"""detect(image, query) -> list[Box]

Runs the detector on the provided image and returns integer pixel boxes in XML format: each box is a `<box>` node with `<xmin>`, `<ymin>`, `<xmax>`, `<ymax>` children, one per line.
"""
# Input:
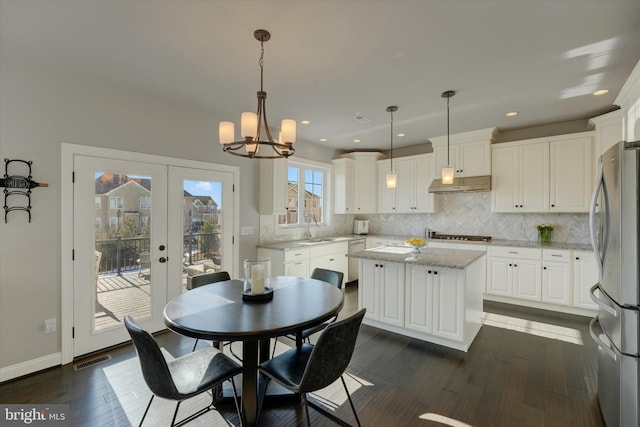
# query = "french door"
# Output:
<box><xmin>71</xmin><ymin>154</ymin><xmax>235</xmax><ymax>357</ymax></box>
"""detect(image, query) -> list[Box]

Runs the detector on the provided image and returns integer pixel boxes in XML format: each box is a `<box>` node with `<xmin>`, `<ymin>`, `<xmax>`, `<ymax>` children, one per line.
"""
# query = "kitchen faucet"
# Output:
<box><xmin>305</xmin><ymin>214</ymin><xmax>319</xmax><ymax>239</ymax></box>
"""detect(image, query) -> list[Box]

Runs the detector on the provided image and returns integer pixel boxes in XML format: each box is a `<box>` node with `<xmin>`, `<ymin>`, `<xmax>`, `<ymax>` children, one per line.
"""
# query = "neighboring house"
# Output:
<box><xmin>183</xmin><ymin>191</ymin><xmax>219</xmax><ymax>232</ymax></box>
<box><xmin>95</xmin><ymin>176</ymin><xmax>151</xmax><ymax>234</ymax></box>
<box><xmin>286</xmin><ymin>183</ymin><xmax>322</xmax><ymax>224</ymax></box>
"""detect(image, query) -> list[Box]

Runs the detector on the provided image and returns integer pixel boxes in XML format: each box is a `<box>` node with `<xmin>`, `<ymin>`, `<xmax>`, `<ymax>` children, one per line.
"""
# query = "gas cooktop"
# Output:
<box><xmin>430</xmin><ymin>234</ymin><xmax>492</xmax><ymax>242</ymax></box>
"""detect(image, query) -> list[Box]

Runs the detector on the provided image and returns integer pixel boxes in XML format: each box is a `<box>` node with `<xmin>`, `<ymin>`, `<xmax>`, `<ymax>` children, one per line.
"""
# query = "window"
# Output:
<box><xmin>95</xmin><ymin>196</ymin><xmax>101</xmax><ymax>209</ymax></box>
<box><xmin>95</xmin><ymin>217</ymin><xmax>101</xmax><ymax>229</ymax></box>
<box><xmin>281</xmin><ymin>160</ymin><xmax>329</xmax><ymax>227</ymax></box>
<box><xmin>140</xmin><ymin>196</ymin><xmax>151</xmax><ymax>209</ymax></box>
<box><xmin>110</xmin><ymin>196</ymin><xmax>123</xmax><ymax>209</ymax></box>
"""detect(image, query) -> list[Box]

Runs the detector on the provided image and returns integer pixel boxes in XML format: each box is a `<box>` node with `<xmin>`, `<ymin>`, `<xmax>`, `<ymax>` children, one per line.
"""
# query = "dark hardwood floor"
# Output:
<box><xmin>0</xmin><ymin>284</ymin><xmax>605</xmax><ymax>426</ymax></box>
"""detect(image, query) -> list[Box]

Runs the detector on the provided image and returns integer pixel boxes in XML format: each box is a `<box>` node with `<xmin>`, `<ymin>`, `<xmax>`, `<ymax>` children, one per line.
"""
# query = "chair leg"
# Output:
<box><xmin>229</xmin><ymin>377</ymin><xmax>242</xmax><ymax>425</ymax></box>
<box><xmin>341</xmin><ymin>375</ymin><xmax>361</xmax><ymax>427</ymax></box>
<box><xmin>191</xmin><ymin>338</ymin><xmax>199</xmax><ymax>352</ymax></box>
<box><xmin>301</xmin><ymin>393</ymin><xmax>311</xmax><ymax>426</ymax></box>
<box><xmin>138</xmin><ymin>395</ymin><xmax>154</xmax><ymax>427</ymax></box>
<box><xmin>170</xmin><ymin>401</ymin><xmax>182</xmax><ymax>427</ymax></box>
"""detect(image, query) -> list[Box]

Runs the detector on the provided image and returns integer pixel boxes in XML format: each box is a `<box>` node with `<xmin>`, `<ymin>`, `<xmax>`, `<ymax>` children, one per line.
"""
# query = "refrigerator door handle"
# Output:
<box><xmin>590</xmin><ymin>283</ymin><xmax>618</xmax><ymax>317</ymax></box>
<box><xmin>589</xmin><ymin>161</ymin><xmax>605</xmax><ymax>281</ymax></box>
<box><xmin>589</xmin><ymin>316</ymin><xmax>618</xmax><ymax>362</ymax></box>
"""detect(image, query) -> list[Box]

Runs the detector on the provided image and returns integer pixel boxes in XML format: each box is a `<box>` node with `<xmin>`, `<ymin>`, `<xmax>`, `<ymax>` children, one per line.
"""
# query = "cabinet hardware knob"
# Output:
<box><xmin>514</xmin><ymin>264</ymin><xmax>518</xmax><ymax>267</ymax></box>
<box><xmin>159</xmin><ymin>245</ymin><xmax>166</xmax><ymax>251</ymax></box>
<box><xmin>551</xmin><ymin>204</ymin><xmax>555</xmax><ymax>207</ymax></box>
<box><xmin>509</xmin><ymin>263</ymin><xmax>512</xmax><ymax>267</ymax></box>
<box><xmin>428</xmin><ymin>270</ymin><xmax>432</xmax><ymax>274</ymax></box>
<box><xmin>520</xmin><ymin>205</ymin><xmax>523</xmax><ymax>208</ymax></box>
<box><xmin>434</xmin><ymin>271</ymin><xmax>438</xmax><ymax>275</ymax></box>
<box><xmin>329</xmin><ymin>258</ymin><xmax>335</xmax><ymax>261</ymax></box>
<box><xmin>576</xmin><ymin>257</ymin><xmax>580</xmax><ymax>260</ymax></box>
<box><xmin>543</xmin><ymin>266</ymin><xmax>547</xmax><ymax>270</ymax></box>
<box><xmin>159</xmin><ymin>257</ymin><xmax>167</xmax><ymax>263</ymax></box>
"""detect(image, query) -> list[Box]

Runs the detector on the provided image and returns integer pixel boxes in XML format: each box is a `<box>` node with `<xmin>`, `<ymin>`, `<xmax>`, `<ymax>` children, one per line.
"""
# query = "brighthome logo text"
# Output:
<box><xmin>1</xmin><ymin>405</ymin><xmax>69</xmax><ymax>426</ymax></box>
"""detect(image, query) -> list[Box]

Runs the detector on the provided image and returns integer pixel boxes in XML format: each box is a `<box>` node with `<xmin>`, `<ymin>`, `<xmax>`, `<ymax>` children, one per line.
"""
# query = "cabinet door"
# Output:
<box><xmin>519</xmin><ymin>142</ymin><xmax>549</xmax><ymax>212</ymax></box>
<box><xmin>573</xmin><ymin>251</ymin><xmax>598</xmax><ymax>310</ymax></box>
<box><xmin>358</xmin><ymin>259</ymin><xmax>379</xmax><ymax>320</ymax></box>
<box><xmin>433</xmin><ymin>269</ymin><xmax>464</xmax><ymax>341</ymax></box>
<box><xmin>486</xmin><ymin>257</ymin><xmax>512</xmax><ymax>296</ymax></box>
<box><xmin>513</xmin><ymin>260</ymin><xmax>542</xmax><ymax>301</ymax></box>
<box><xmin>542</xmin><ymin>261</ymin><xmax>571</xmax><ymax>305</ymax></box>
<box><xmin>379</xmin><ymin>262</ymin><xmax>405</xmax><ymax>327</ymax></box>
<box><xmin>459</xmin><ymin>139</ymin><xmax>491</xmax><ymax>177</ymax></box>
<box><xmin>413</xmin><ymin>155</ymin><xmax>435</xmax><ymax>212</ymax></box>
<box><xmin>405</xmin><ymin>266</ymin><xmax>434</xmax><ymax>334</ymax></box>
<box><xmin>550</xmin><ymin>136</ymin><xmax>593</xmax><ymax>212</ymax></box>
<box><xmin>377</xmin><ymin>159</ymin><xmax>396</xmax><ymax>213</ymax></box>
<box><xmin>332</xmin><ymin>158</ymin><xmax>354</xmax><ymax>214</ymax></box>
<box><xmin>353</xmin><ymin>157</ymin><xmax>376</xmax><ymax>213</ymax></box>
<box><xmin>395</xmin><ymin>157</ymin><xmax>415</xmax><ymax>212</ymax></box>
<box><xmin>284</xmin><ymin>260</ymin><xmax>309</xmax><ymax>278</ymax></box>
<box><xmin>434</xmin><ymin>145</ymin><xmax>460</xmax><ymax>177</ymax></box>
<box><xmin>491</xmin><ymin>146</ymin><xmax>519</xmax><ymax>212</ymax></box>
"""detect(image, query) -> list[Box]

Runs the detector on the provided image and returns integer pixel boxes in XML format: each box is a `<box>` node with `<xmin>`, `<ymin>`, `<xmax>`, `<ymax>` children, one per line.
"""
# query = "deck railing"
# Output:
<box><xmin>96</xmin><ymin>231</ymin><xmax>221</xmax><ymax>275</ymax></box>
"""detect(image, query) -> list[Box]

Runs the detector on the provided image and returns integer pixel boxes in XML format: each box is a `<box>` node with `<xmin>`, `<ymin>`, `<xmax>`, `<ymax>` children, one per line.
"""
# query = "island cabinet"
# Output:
<box><xmin>354</xmin><ymin>248</ymin><xmax>486</xmax><ymax>352</ymax></box>
<box><xmin>358</xmin><ymin>259</ymin><xmax>405</xmax><ymax>327</ymax></box>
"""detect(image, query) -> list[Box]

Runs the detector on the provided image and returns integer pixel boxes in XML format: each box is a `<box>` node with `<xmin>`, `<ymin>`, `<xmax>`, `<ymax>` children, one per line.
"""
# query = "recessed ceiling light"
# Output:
<box><xmin>353</xmin><ymin>139</ymin><xmax>361</xmax><ymax>143</ymax></box>
<box><xmin>300</xmin><ymin>120</ymin><xmax>311</xmax><ymax>125</ymax></box>
<box><xmin>593</xmin><ymin>89</ymin><xmax>609</xmax><ymax>96</ymax></box>
<box><xmin>506</xmin><ymin>111</ymin><xmax>519</xmax><ymax>117</ymax></box>
<box><xmin>397</xmin><ymin>133</ymin><xmax>406</xmax><ymax>137</ymax></box>
<box><xmin>319</xmin><ymin>138</ymin><xmax>327</xmax><ymax>142</ymax></box>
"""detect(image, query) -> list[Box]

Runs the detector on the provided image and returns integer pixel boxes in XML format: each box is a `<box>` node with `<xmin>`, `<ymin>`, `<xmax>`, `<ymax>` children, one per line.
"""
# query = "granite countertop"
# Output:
<box><xmin>257</xmin><ymin>234</ymin><xmax>592</xmax><ymax>252</ymax></box>
<box><xmin>347</xmin><ymin>247</ymin><xmax>486</xmax><ymax>270</ymax></box>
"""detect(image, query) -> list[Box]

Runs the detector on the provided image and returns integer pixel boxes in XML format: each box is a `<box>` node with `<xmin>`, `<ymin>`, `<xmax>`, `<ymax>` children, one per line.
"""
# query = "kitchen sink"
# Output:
<box><xmin>298</xmin><ymin>237</ymin><xmax>349</xmax><ymax>245</ymax></box>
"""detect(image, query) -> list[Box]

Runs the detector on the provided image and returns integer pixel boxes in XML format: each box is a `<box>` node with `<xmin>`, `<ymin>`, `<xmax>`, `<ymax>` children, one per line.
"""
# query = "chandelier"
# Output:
<box><xmin>219</xmin><ymin>29</ymin><xmax>296</xmax><ymax>159</ymax></box>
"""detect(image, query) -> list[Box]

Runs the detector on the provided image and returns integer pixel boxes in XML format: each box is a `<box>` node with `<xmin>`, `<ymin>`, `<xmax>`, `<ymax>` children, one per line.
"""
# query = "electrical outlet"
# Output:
<box><xmin>44</xmin><ymin>318</ymin><xmax>56</xmax><ymax>334</ymax></box>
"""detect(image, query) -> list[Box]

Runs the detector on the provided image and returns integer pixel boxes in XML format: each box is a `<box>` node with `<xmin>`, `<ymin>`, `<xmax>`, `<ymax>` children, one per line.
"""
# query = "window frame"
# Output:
<box><xmin>279</xmin><ymin>158</ymin><xmax>331</xmax><ymax>229</ymax></box>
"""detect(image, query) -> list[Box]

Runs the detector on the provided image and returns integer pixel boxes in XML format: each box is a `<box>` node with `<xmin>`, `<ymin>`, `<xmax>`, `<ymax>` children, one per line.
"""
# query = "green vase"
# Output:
<box><xmin>538</xmin><ymin>228</ymin><xmax>552</xmax><ymax>244</ymax></box>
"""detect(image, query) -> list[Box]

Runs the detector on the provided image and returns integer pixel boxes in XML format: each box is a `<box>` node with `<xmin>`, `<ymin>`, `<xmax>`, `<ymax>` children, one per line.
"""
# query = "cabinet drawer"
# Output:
<box><xmin>487</xmin><ymin>246</ymin><xmax>541</xmax><ymax>260</ymax></box>
<box><xmin>543</xmin><ymin>249</ymin><xmax>570</xmax><ymax>262</ymax></box>
<box><xmin>309</xmin><ymin>242</ymin><xmax>348</xmax><ymax>258</ymax></box>
<box><xmin>284</xmin><ymin>247</ymin><xmax>310</xmax><ymax>262</ymax></box>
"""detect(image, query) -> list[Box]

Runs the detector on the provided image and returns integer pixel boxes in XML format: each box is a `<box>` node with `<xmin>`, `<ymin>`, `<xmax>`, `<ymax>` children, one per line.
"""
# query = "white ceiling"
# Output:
<box><xmin>2</xmin><ymin>0</ymin><xmax>639</xmax><ymax>151</ymax></box>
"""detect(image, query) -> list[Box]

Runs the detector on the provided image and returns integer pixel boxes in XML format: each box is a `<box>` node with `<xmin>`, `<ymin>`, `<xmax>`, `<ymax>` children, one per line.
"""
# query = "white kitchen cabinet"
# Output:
<box><xmin>589</xmin><ymin>110</ymin><xmax>622</xmax><ymax>165</ymax></box>
<box><xmin>396</xmin><ymin>154</ymin><xmax>435</xmax><ymax>213</ymax></box>
<box><xmin>431</xmin><ymin>128</ymin><xmax>495</xmax><ymax>178</ymax></box>
<box><xmin>541</xmin><ymin>249</ymin><xmax>572</xmax><ymax>306</ymax></box>
<box><xmin>486</xmin><ymin>246</ymin><xmax>542</xmax><ymax>301</ymax></box>
<box><xmin>284</xmin><ymin>259</ymin><xmax>309</xmax><ymax>277</ymax></box>
<box><xmin>550</xmin><ymin>136</ymin><xmax>593</xmax><ymax>213</ymax></box>
<box><xmin>333</xmin><ymin>152</ymin><xmax>382</xmax><ymax>214</ymax></box>
<box><xmin>358</xmin><ymin>259</ymin><xmax>405</xmax><ymax>327</ymax></box>
<box><xmin>309</xmin><ymin>241</ymin><xmax>348</xmax><ymax>286</ymax></box>
<box><xmin>491</xmin><ymin>141</ymin><xmax>549</xmax><ymax>213</ymax></box>
<box><xmin>259</xmin><ymin>158</ymin><xmax>287</xmax><ymax>215</ymax></box>
<box><xmin>376</xmin><ymin>159</ymin><xmax>396</xmax><ymax>213</ymax></box>
<box><xmin>573</xmin><ymin>250</ymin><xmax>598</xmax><ymax>310</ymax></box>
<box><xmin>405</xmin><ymin>265</ymin><xmax>463</xmax><ymax>342</ymax></box>
<box><xmin>377</xmin><ymin>154</ymin><xmax>436</xmax><ymax>214</ymax></box>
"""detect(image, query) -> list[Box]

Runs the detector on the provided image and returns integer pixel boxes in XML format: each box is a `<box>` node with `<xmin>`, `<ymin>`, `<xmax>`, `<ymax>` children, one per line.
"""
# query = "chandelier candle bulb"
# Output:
<box><xmin>219</xmin><ymin>121</ymin><xmax>234</xmax><ymax>144</ymax></box>
<box><xmin>241</xmin><ymin>112</ymin><xmax>258</xmax><ymax>138</ymax></box>
<box><xmin>281</xmin><ymin>119</ymin><xmax>296</xmax><ymax>144</ymax></box>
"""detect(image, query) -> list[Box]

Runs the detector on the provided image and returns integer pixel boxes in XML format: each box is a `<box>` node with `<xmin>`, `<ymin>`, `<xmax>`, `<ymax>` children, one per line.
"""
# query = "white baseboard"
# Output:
<box><xmin>0</xmin><ymin>352</ymin><xmax>61</xmax><ymax>383</ymax></box>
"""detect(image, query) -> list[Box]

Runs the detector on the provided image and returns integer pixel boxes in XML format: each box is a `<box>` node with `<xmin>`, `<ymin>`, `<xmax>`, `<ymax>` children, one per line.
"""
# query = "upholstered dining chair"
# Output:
<box><xmin>259</xmin><ymin>308</ymin><xmax>366</xmax><ymax>426</ymax></box>
<box><xmin>272</xmin><ymin>267</ymin><xmax>344</xmax><ymax>357</ymax></box>
<box><xmin>190</xmin><ymin>271</ymin><xmax>231</xmax><ymax>352</ymax></box>
<box><xmin>124</xmin><ymin>315</ymin><xmax>242</xmax><ymax>427</ymax></box>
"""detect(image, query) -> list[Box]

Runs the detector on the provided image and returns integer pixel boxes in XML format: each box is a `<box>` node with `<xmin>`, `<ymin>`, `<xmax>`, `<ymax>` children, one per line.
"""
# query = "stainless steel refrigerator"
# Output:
<box><xmin>589</xmin><ymin>140</ymin><xmax>640</xmax><ymax>427</ymax></box>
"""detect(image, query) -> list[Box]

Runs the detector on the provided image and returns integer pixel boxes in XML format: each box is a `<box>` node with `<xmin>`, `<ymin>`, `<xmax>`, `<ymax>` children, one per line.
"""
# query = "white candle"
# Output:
<box><xmin>251</xmin><ymin>264</ymin><xmax>265</xmax><ymax>294</ymax></box>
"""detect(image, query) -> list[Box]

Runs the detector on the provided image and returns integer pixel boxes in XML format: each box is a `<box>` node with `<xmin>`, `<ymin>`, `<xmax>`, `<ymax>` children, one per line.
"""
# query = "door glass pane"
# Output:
<box><xmin>182</xmin><ymin>180</ymin><xmax>223</xmax><ymax>292</ymax></box>
<box><xmin>94</xmin><ymin>172</ymin><xmax>152</xmax><ymax>332</ymax></box>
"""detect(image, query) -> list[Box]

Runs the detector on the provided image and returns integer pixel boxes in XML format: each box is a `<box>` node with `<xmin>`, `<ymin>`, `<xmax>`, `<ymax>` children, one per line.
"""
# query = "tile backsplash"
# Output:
<box><xmin>260</xmin><ymin>192</ymin><xmax>591</xmax><ymax>244</ymax></box>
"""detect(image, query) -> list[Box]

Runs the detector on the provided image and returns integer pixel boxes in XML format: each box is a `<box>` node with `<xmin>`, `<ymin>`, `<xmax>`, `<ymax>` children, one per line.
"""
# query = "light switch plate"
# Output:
<box><xmin>241</xmin><ymin>226</ymin><xmax>254</xmax><ymax>236</ymax></box>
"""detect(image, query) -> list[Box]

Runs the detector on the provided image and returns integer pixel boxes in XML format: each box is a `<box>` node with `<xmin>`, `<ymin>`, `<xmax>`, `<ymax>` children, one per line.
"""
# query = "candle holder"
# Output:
<box><xmin>242</xmin><ymin>257</ymin><xmax>273</xmax><ymax>302</ymax></box>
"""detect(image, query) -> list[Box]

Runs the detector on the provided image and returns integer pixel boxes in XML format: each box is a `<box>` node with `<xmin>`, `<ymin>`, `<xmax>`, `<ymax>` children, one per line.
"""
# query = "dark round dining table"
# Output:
<box><xmin>163</xmin><ymin>276</ymin><xmax>344</xmax><ymax>427</ymax></box>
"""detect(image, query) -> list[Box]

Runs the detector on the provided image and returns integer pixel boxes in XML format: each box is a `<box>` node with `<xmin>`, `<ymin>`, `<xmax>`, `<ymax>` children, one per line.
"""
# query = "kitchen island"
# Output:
<box><xmin>348</xmin><ymin>246</ymin><xmax>486</xmax><ymax>352</ymax></box>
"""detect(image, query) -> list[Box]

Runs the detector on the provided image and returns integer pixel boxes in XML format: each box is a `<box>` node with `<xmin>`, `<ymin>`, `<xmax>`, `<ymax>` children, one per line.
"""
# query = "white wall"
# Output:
<box><xmin>0</xmin><ymin>63</ymin><xmax>335</xmax><ymax>373</ymax></box>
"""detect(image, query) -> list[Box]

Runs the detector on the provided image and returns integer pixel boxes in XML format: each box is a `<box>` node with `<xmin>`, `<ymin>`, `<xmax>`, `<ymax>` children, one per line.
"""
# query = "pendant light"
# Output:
<box><xmin>441</xmin><ymin>90</ymin><xmax>456</xmax><ymax>184</ymax></box>
<box><xmin>386</xmin><ymin>106</ymin><xmax>398</xmax><ymax>188</ymax></box>
<box><xmin>219</xmin><ymin>29</ymin><xmax>296</xmax><ymax>159</ymax></box>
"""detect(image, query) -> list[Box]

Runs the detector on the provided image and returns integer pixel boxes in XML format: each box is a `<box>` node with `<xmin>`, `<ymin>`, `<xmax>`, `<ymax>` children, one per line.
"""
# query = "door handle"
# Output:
<box><xmin>159</xmin><ymin>257</ymin><xmax>167</xmax><ymax>263</ymax></box>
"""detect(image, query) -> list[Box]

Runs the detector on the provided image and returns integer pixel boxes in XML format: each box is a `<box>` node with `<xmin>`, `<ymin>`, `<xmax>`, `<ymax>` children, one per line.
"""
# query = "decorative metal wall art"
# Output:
<box><xmin>3</xmin><ymin>158</ymin><xmax>49</xmax><ymax>223</ymax></box>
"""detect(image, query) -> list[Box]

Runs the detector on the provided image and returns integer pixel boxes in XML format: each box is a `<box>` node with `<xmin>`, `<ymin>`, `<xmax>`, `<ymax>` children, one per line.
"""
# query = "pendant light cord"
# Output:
<box><xmin>446</xmin><ymin>95</ymin><xmax>450</xmax><ymax>165</ymax></box>
<box><xmin>390</xmin><ymin>108</ymin><xmax>394</xmax><ymax>170</ymax></box>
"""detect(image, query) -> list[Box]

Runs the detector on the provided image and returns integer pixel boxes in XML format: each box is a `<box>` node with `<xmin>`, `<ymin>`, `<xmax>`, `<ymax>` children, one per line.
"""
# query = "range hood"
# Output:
<box><xmin>428</xmin><ymin>175</ymin><xmax>491</xmax><ymax>193</ymax></box>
